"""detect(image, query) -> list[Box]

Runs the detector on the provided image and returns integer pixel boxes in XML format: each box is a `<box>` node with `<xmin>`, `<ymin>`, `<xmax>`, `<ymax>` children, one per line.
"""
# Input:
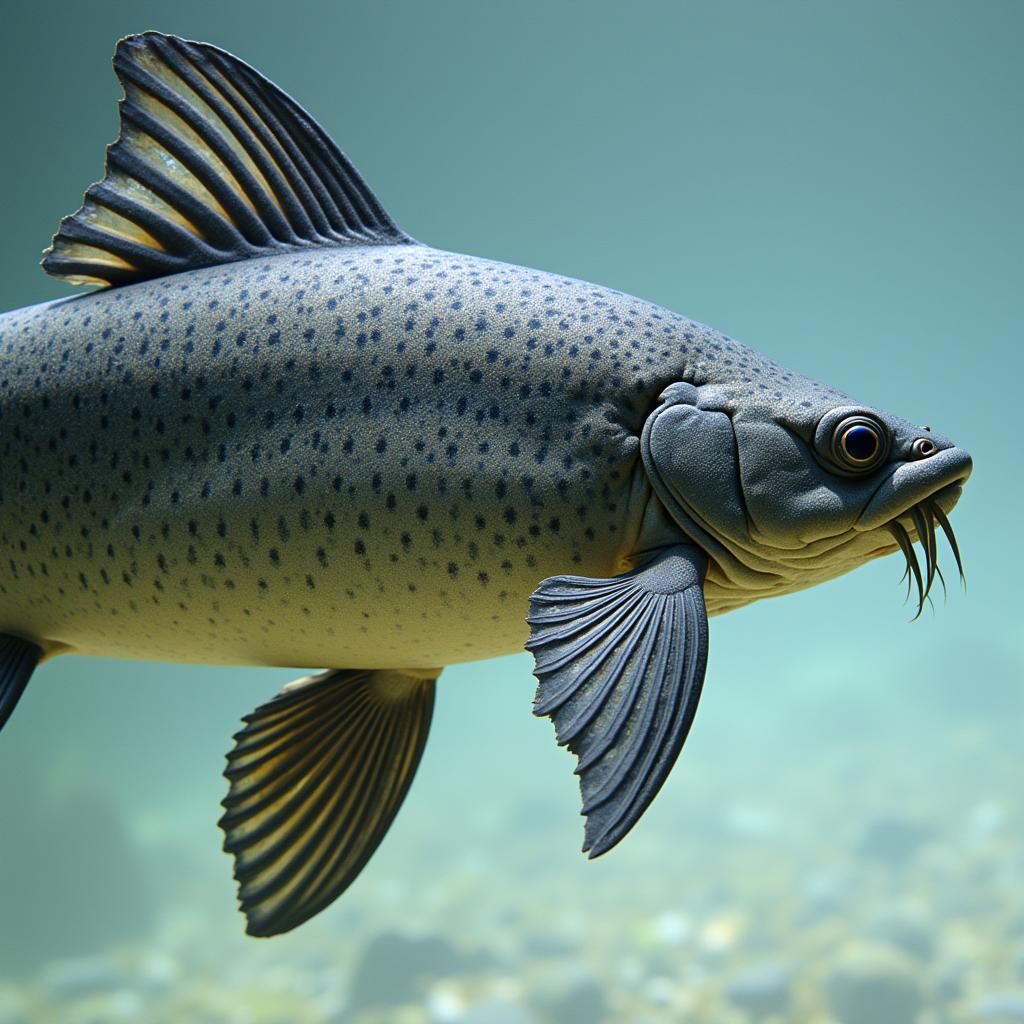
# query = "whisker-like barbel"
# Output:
<box><xmin>930</xmin><ymin>499</ymin><xmax>966</xmax><ymax>584</ymax></box>
<box><xmin>888</xmin><ymin>496</ymin><xmax>967</xmax><ymax>618</ymax></box>
<box><xmin>910</xmin><ymin>503</ymin><xmax>937</xmax><ymax>603</ymax></box>
<box><xmin>923</xmin><ymin>502</ymin><xmax>949</xmax><ymax>599</ymax></box>
<box><xmin>887</xmin><ymin>519</ymin><xmax>926</xmax><ymax>619</ymax></box>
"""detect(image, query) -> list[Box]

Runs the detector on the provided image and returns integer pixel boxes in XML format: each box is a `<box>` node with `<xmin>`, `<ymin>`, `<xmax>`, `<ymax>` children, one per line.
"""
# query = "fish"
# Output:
<box><xmin>0</xmin><ymin>32</ymin><xmax>972</xmax><ymax>937</ymax></box>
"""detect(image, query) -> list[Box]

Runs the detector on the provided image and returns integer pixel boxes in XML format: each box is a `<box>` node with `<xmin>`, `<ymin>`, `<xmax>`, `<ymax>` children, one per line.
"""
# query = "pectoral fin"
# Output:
<box><xmin>0</xmin><ymin>635</ymin><xmax>42</xmax><ymax>735</ymax></box>
<box><xmin>526</xmin><ymin>545</ymin><xmax>709</xmax><ymax>857</ymax></box>
<box><xmin>219</xmin><ymin>667</ymin><xmax>436</xmax><ymax>936</ymax></box>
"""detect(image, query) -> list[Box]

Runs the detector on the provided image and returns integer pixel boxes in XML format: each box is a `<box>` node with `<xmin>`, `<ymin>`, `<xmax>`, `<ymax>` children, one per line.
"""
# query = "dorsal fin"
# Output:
<box><xmin>42</xmin><ymin>32</ymin><xmax>413</xmax><ymax>288</ymax></box>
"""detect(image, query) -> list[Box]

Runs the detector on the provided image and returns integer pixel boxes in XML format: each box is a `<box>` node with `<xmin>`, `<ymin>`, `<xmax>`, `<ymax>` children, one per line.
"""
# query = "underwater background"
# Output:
<box><xmin>0</xmin><ymin>1</ymin><xmax>1020</xmax><ymax>1022</ymax></box>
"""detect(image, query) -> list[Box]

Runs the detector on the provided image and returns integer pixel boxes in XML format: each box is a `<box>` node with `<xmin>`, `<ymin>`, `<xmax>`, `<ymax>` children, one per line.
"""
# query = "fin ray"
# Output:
<box><xmin>220</xmin><ymin>667</ymin><xmax>435</xmax><ymax>937</ymax></box>
<box><xmin>167</xmin><ymin>50</ymin><xmax>316</xmax><ymax>237</ymax></box>
<box><xmin>221</xmin><ymin>690</ymin><xmax>375</xmax><ymax>826</ymax></box>
<box><xmin>278</xmin><ymin>707</ymin><xmax>402</xmax><ymax>918</ymax></box>
<box><xmin>237</xmin><ymin>703</ymin><xmax>393</xmax><ymax>916</ymax></box>
<box><xmin>225</xmin><ymin>677</ymin><xmax>370</xmax><ymax>778</ymax></box>
<box><xmin>528</xmin><ymin>546</ymin><xmax>709</xmax><ymax>859</ymax></box>
<box><xmin>43</xmin><ymin>32</ymin><xmax>412</xmax><ymax>288</ymax></box>
<box><xmin>0</xmin><ymin>635</ymin><xmax>42</xmax><ymax>735</ymax></box>
<box><xmin>226</xmin><ymin>700</ymin><xmax>384</xmax><ymax>871</ymax></box>
<box><xmin>121</xmin><ymin>53</ymin><xmax>290</xmax><ymax>232</ymax></box>
<box><xmin>545</xmin><ymin>595</ymin><xmax>656</xmax><ymax>737</ymax></box>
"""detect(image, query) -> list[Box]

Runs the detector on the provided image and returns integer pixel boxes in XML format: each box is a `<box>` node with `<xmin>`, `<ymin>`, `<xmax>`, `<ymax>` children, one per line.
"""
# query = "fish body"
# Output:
<box><xmin>1</xmin><ymin>245</ymin><xmax>654</xmax><ymax>667</ymax></box>
<box><xmin>1</xmin><ymin>243</ymin><xmax>902</xmax><ymax>668</ymax></box>
<box><xmin>0</xmin><ymin>33</ymin><xmax>972</xmax><ymax>937</ymax></box>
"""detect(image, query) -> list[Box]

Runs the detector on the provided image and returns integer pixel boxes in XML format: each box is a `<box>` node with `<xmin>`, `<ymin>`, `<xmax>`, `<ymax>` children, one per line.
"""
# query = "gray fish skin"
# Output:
<box><xmin>0</xmin><ymin>242</ymin><xmax>972</xmax><ymax>670</ymax></box>
<box><xmin>0</xmin><ymin>244</ymin><xmax>692</xmax><ymax>667</ymax></box>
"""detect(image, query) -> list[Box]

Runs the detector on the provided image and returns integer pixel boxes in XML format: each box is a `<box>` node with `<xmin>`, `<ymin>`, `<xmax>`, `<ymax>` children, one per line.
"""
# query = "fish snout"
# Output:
<box><xmin>856</xmin><ymin>444</ymin><xmax>972</xmax><ymax>532</ymax></box>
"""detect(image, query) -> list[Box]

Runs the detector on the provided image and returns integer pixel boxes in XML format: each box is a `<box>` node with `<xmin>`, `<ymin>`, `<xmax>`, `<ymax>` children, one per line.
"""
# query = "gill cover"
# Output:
<box><xmin>640</xmin><ymin>383</ymin><xmax>749</xmax><ymax>551</ymax></box>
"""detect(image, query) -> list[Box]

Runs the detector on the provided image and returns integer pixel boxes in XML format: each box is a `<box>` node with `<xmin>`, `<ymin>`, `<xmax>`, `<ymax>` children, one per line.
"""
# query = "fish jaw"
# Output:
<box><xmin>856</xmin><ymin>449</ymin><xmax>973</xmax><ymax>534</ymax></box>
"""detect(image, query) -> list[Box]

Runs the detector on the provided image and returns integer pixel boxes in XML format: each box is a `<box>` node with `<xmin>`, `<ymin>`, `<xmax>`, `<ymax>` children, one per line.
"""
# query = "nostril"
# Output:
<box><xmin>911</xmin><ymin>437</ymin><xmax>937</xmax><ymax>459</ymax></box>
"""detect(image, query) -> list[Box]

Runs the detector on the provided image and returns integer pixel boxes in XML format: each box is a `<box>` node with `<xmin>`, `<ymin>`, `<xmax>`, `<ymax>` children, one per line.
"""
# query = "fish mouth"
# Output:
<box><xmin>856</xmin><ymin>446</ymin><xmax>972</xmax><ymax>619</ymax></box>
<box><xmin>857</xmin><ymin>446</ymin><xmax>972</xmax><ymax>532</ymax></box>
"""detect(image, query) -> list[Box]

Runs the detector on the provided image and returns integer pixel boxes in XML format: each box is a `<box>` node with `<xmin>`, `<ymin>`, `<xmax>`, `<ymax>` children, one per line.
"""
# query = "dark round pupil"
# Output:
<box><xmin>843</xmin><ymin>424</ymin><xmax>878</xmax><ymax>461</ymax></box>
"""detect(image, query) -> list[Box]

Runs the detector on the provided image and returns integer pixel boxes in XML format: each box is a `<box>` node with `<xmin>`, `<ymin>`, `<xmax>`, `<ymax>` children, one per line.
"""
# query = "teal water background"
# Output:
<box><xmin>0</xmin><ymin>2</ymin><xmax>1020</xmax><ymax>1021</ymax></box>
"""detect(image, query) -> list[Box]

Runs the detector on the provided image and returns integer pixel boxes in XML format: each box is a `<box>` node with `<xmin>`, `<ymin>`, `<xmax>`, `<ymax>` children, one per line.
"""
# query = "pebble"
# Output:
<box><xmin>0</xmin><ymin>994</ymin><xmax>29</xmax><ymax>1024</ymax></box>
<box><xmin>536</xmin><ymin>968</ymin><xmax>609</xmax><ymax>1024</ymax></box>
<box><xmin>934</xmin><ymin>959</ymin><xmax>970</xmax><ymax>1001</ymax></box>
<box><xmin>462</xmin><ymin>997</ymin><xmax>534</xmax><ymax>1024</ymax></box>
<box><xmin>825</xmin><ymin>944</ymin><xmax>923</xmax><ymax>1024</ymax></box>
<box><xmin>726</xmin><ymin>963</ymin><xmax>791</xmax><ymax>1018</ymax></box>
<box><xmin>38</xmin><ymin>957</ymin><xmax>127</xmax><ymax>1001</ymax></box>
<box><xmin>642</xmin><ymin>976</ymin><xmax>678</xmax><ymax>1010</ymax></box>
<box><xmin>800</xmin><ymin>872</ymin><xmax>846</xmax><ymax>921</ymax></box>
<box><xmin>650</xmin><ymin>912</ymin><xmax>693</xmax><ymax>946</ymax></box>
<box><xmin>98</xmin><ymin>990</ymin><xmax>147</xmax><ymax>1021</ymax></box>
<box><xmin>723</xmin><ymin>805</ymin><xmax>781</xmax><ymax>840</ymax></box>
<box><xmin>136</xmin><ymin>953</ymin><xmax>180</xmax><ymax>995</ymax></box>
<box><xmin>972</xmin><ymin>993</ymin><xmax>1024</xmax><ymax>1021</ymax></box>
<box><xmin>426</xmin><ymin>983</ymin><xmax>467</xmax><ymax>1024</ymax></box>
<box><xmin>857</xmin><ymin>817</ymin><xmax>932</xmax><ymax>864</ymax></box>
<box><xmin>866</xmin><ymin>909</ymin><xmax>935</xmax><ymax>961</ymax></box>
<box><xmin>966</xmin><ymin>800</ymin><xmax>1009</xmax><ymax>841</ymax></box>
<box><xmin>348</xmin><ymin>932</ymin><xmax>468</xmax><ymax>1011</ymax></box>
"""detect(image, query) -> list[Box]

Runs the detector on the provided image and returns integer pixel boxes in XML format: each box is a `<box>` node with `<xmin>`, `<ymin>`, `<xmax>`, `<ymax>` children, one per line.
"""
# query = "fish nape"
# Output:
<box><xmin>0</xmin><ymin>27</ymin><xmax>971</xmax><ymax>938</ymax></box>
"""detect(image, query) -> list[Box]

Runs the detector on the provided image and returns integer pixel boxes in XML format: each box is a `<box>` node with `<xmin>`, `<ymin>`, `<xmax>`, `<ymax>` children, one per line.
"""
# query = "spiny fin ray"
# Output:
<box><xmin>219</xmin><ymin>667</ymin><xmax>436</xmax><ymax>937</ymax></box>
<box><xmin>42</xmin><ymin>32</ymin><xmax>413</xmax><ymax>288</ymax></box>
<box><xmin>0</xmin><ymin>635</ymin><xmax>42</xmax><ymax>736</ymax></box>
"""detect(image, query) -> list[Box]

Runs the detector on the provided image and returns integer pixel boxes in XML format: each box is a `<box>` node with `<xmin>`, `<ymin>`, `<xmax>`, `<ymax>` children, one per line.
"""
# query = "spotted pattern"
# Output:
<box><xmin>0</xmin><ymin>244</ymin><xmax>843</xmax><ymax>668</ymax></box>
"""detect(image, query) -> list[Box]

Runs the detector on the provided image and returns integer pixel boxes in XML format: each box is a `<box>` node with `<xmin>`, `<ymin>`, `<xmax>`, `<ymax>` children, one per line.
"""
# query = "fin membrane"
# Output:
<box><xmin>43</xmin><ymin>32</ymin><xmax>413</xmax><ymax>288</ymax></box>
<box><xmin>220</xmin><ymin>667</ymin><xmax>436</xmax><ymax>937</ymax></box>
<box><xmin>527</xmin><ymin>545</ymin><xmax>709</xmax><ymax>858</ymax></box>
<box><xmin>0</xmin><ymin>635</ymin><xmax>42</xmax><ymax>735</ymax></box>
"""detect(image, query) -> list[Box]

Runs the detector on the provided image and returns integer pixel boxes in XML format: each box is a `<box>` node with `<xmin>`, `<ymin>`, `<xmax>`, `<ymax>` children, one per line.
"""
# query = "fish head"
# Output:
<box><xmin>640</xmin><ymin>378</ymin><xmax>972</xmax><ymax>611</ymax></box>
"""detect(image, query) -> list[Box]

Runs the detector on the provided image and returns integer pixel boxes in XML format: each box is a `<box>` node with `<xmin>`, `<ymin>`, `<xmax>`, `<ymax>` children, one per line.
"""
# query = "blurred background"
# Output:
<box><xmin>0</xmin><ymin>1</ymin><xmax>1020</xmax><ymax>1022</ymax></box>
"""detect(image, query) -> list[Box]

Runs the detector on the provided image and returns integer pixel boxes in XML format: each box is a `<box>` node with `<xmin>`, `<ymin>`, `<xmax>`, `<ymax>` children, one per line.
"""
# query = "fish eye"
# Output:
<box><xmin>831</xmin><ymin>416</ymin><xmax>889</xmax><ymax>471</ymax></box>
